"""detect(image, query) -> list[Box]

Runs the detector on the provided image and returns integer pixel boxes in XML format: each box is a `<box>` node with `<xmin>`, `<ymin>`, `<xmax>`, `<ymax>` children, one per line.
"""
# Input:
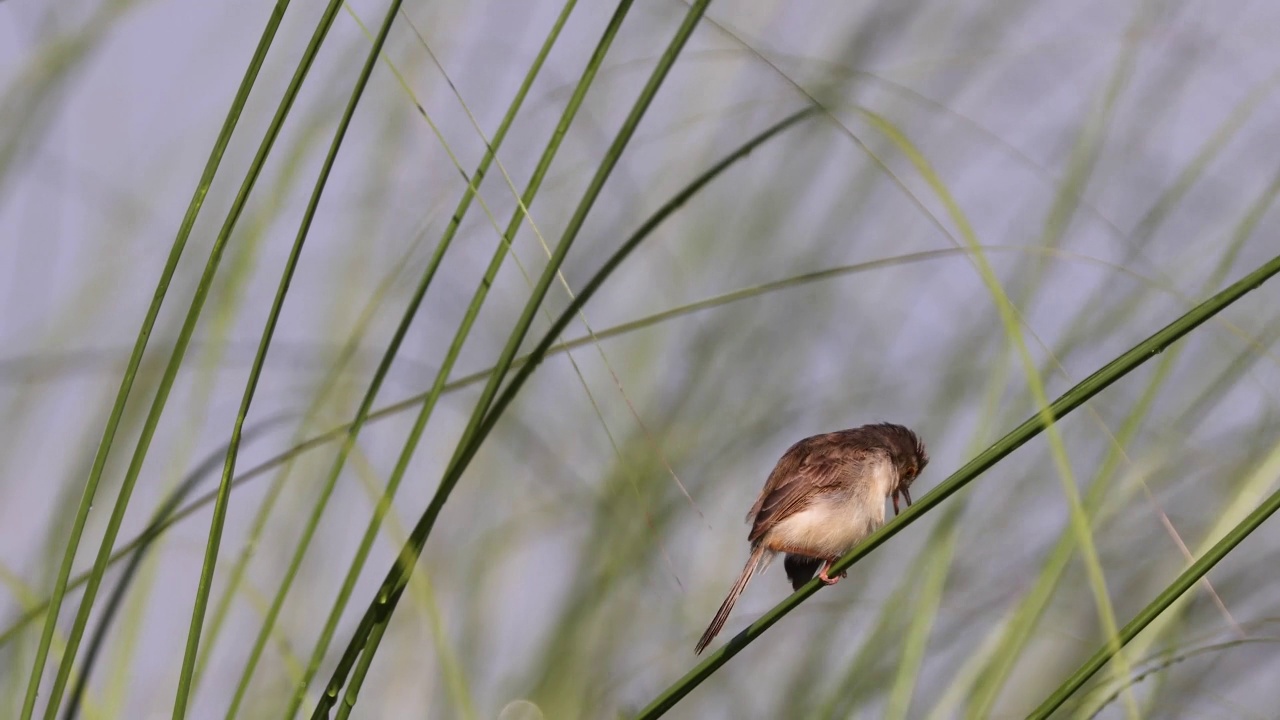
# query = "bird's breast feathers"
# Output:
<box><xmin>762</xmin><ymin>456</ymin><xmax>895</xmax><ymax>557</ymax></box>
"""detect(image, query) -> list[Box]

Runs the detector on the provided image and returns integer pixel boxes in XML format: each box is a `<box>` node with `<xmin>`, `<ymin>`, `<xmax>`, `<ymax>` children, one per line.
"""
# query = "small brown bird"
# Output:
<box><xmin>694</xmin><ymin>423</ymin><xmax>928</xmax><ymax>654</ymax></box>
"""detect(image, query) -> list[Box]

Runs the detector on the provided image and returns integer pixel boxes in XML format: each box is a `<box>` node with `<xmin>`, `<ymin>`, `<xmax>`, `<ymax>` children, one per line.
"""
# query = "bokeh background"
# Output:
<box><xmin>2</xmin><ymin>0</ymin><xmax>1280</xmax><ymax>718</ymax></box>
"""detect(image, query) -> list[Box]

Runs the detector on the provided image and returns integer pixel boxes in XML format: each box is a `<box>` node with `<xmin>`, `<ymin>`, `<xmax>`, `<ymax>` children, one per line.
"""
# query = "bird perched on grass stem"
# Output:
<box><xmin>694</xmin><ymin>423</ymin><xmax>927</xmax><ymax>654</ymax></box>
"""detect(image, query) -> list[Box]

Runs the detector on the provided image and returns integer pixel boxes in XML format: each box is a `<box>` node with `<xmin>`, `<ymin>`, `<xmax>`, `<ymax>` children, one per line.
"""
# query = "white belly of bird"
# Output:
<box><xmin>768</xmin><ymin>494</ymin><xmax>886</xmax><ymax>558</ymax></box>
<box><xmin>763</xmin><ymin>458</ymin><xmax>894</xmax><ymax>558</ymax></box>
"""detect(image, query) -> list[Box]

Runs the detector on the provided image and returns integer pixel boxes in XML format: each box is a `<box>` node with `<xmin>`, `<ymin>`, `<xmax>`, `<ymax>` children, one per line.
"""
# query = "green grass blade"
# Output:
<box><xmin>18</xmin><ymin>2</ymin><xmax>294</xmax><ymax>717</ymax></box>
<box><xmin>283</xmin><ymin>2</ymin><xmax>579</xmax><ymax>717</ymax></box>
<box><xmin>631</xmin><ymin>251</ymin><xmax>1280</xmax><ymax>720</ymax></box>
<box><xmin>1070</xmin><ymin>429</ymin><xmax>1280</xmax><ymax>716</ymax></box>
<box><xmin>1082</xmin><ymin>636</ymin><xmax>1280</xmax><ymax>718</ymax></box>
<box><xmin>858</xmin><ymin>106</ymin><xmax>1137</xmax><ymax>714</ymax></box>
<box><xmin>187</xmin><ymin>214</ymin><xmax>420</xmax><ymax>704</ymax></box>
<box><xmin>1026</xmin><ymin>467</ymin><xmax>1280</xmax><ymax>719</ymax></box>
<box><xmin>960</xmin><ymin>145</ymin><xmax>1280</xmax><ymax>718</ymax></box>
<box><xmin>224</xmin><ymin>0</ymin><xmax>614</xmax><ymax>711</ymax></box>
<box><xmin>185</xmin><ymin>100</ymin><xmax>362</xmax><ymax>702</ymax></box>
<box><xmin>884</xmin><ymin>504</ymin><xmax>962</xmax><ymax>720</ymax></box>
<box><xmin>308</xmin><ymin>70</ymin><xmax>803</xmax><ymax>720</ymax></box>
<box><xmin>59</xmin><ymin>417</ymin><xmax>290</xmax><ymax>720</ymax></box>
<box><xmin>301</xmin><ymin>0</ymin><xmax>645</xmax><ymax>711</ymax></box>
<box><xmin>168</xmin><ymin>0</ymin><xmax>362</xmax><ymax>714</ymax></box>
<box><xmin>213</xmin><ymin>0</ymin><xmax>457</xmax><ymax>717</ymax></box>
<box><xmin>332</xmin><ymin>614</ymin><xmax>387</xmax><ymax>720</ymax></box>
<box><xmin>320</xmin><ymin>4</ymin><xmax>717</xmax><ymax>702</ymax></box>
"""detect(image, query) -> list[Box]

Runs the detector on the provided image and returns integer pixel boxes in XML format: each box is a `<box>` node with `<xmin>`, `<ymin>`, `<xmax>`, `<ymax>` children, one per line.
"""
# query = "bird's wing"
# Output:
<box><xmin>747</xmin><ymin>435</ymin><xmax>877</xmax><ymax>544</ymax></box>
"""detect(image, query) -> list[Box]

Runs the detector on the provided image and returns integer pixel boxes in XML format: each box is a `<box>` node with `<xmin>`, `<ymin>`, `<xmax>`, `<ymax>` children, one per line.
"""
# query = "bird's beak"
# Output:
<box><xmin>893</xmin><ymin>487</ymin><xmax>913</xmax><ymax>516</ymax></box>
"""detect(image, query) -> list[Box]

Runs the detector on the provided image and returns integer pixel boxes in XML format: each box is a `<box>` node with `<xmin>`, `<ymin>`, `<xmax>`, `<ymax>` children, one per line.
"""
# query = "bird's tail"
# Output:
<box><xmin>695</xmin><ymin>545</ymin><xmax>768</xmax><ymax>654</ymax></box>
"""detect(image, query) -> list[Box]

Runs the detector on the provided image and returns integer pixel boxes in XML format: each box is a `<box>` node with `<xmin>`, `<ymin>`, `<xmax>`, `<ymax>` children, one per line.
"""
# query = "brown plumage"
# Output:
<box><xmin>694</xmin><ymin>423</ymin><xmax>927</xmax><ymax>654</ymax></box>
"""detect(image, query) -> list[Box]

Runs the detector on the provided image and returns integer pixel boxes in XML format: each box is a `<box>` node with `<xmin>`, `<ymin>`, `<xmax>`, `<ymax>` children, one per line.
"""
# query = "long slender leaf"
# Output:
<box><xmin>284</xmin><ymin>2</ymin><xmax>580</xmax><ymax>718</ymax></box>
<box><xmin>60</xmin><ymin>416</ymin><xmax>290</xmax><ymax>720</ymax></box>
<box><xmin>19</xmin><ymin>2</ymin><xmax>295</xmax><ymax>717</ymax></box>
<box><xmin>214</xmin><ymin>0</ymin><xmax>454</xmax><ymax>714</ymax></box>
<box><xmin>1027</xmin><ymin>471</ymin><xmax>1280</xmax><ymax>718</ymax></box>
<box><xmin>312</xmin><ymin>2</ymin><xmax>723</xmax><ymax>711</ymax></box>
<box><xmin>169</xmin><ymin>0</ymin><xmax>370</xmax><ymax>712</ymax></box>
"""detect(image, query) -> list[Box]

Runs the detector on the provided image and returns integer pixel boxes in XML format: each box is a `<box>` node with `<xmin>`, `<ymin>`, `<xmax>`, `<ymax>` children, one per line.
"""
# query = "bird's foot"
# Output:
<box><xmin>817</xmin><ymin>560</ymin><xmax>846</xmax><ymax>585</ymax></box>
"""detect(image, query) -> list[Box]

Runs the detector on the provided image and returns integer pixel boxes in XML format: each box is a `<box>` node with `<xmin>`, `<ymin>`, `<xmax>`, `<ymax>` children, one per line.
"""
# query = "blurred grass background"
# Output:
<box><xmin>2</xmin><ymin>0</ymin><xmax>1280</xmax><ymax>718</ymax></box>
